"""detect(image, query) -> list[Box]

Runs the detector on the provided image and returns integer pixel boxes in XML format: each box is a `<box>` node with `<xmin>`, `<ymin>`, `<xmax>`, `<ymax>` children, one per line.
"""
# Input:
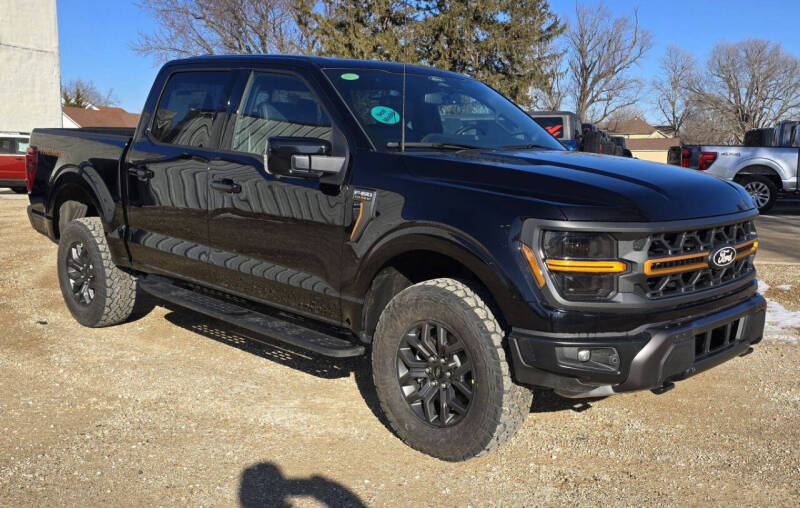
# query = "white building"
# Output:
<box><xmin>0</xmin><ymin>0</ymin><xmax>62</xmax><ymax>133</ymax></box>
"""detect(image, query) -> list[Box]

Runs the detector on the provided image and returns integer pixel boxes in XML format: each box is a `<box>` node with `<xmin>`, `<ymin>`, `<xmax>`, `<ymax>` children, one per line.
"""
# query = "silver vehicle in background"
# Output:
<box><xmin>681</xmin><ymin>121</ymin><xmax>799</xmax><ymax>212</ymax></box>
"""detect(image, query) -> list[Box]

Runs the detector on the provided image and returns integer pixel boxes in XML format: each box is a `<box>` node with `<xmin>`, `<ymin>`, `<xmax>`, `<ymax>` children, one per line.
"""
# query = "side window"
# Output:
<box><xmin>0</xmin><ymin>138</ymin><xmax>14</xmax><ymax>154</ymax></box>
<box><xmin>151</xmin><ymin>71</ymin><xmax>233</xmax><ymax>148</ymax></box>
<box><xmin>232</xmin><ymin>72</ymin><xmax>332</xmax><ymax>156</ymax></box>
<box><xmin>16</xmin><ymin>139</ymin><xmax>29</xmax><ymax>154</ymax></box>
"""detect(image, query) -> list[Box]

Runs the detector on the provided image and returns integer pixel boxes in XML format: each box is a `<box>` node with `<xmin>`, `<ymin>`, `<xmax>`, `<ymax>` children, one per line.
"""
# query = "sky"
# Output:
<box><xmin>57</xmin><ymin>0</ymin><xmax>800</xmax><ymax>123</ymax></box>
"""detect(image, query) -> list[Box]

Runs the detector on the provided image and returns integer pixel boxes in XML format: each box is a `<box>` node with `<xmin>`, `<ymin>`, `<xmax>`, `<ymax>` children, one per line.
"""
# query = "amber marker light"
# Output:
<box><xmin>521</xmin><ymin>244</ymin><xmax>546</xmax><ymax>288</ymax></box>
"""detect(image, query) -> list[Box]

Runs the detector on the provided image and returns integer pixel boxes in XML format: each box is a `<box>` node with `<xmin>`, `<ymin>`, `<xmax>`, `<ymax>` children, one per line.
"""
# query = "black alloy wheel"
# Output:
<box><xmin>397</xmin><ymin>320</ymin><xmax>474</xmax><ymax>427</ymax></box>
<box><xmin>65</xmin><ymin>241</ymin><xmax>97</xmax><ymax>305</ymax></box>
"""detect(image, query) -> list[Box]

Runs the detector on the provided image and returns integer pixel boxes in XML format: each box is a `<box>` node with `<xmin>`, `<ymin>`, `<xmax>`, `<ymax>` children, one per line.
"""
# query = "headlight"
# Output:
<box><xmin>543</xmin><ymin>231</ymin><xmax>615</xmax><ymax>259</ymax></box>
<box><xmin>539</xmin><ymin>231</ymin><xmax>626</xmax><ymax>301</ymax></box>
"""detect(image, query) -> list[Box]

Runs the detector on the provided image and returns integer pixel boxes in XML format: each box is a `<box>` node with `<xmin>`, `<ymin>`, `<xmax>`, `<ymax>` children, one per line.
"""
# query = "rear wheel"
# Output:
<box><xmin>740</xmin><ymin>175</ymin><xmax>777</xmax><ymax>213</ymax></box>
<box><xmin>372</xmin><ymin>278</ymin><xmax>532</xmax><ymax>461</ymax></box>
<box><xmin>11</xmin><ymin>186</ymin><xmax>27</xmax><ymax>194</ymax></box>
<box><xmin>57</xmin><ymin>217</ymin><xmax>137</xmax><ymax>327</ymax></box>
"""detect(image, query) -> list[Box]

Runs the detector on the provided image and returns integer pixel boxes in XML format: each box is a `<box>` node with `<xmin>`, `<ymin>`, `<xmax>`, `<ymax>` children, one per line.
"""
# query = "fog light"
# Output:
<box><xmin>555</xmin><ymin>346</ymin><xmax>621</xmax><ymax>373</ymax></box>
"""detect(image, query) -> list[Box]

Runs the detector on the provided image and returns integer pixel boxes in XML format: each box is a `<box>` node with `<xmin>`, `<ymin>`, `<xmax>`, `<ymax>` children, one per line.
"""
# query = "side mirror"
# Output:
<box><xmin>265</xmin><ymin>136</ymin><xmax>345</xmax><ymax>178</ymax></box>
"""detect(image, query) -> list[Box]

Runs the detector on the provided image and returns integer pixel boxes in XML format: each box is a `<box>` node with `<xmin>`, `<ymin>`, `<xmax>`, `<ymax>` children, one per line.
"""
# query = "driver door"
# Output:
<box><xmin>205</xmin><ymin>69</ymin><xmax>347</xmax><ymax>322</ymax></box>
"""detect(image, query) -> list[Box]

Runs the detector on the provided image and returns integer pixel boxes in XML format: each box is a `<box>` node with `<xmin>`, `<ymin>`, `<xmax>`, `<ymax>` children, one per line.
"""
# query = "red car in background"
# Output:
<box><xmin>0</xmin><ymin>133</ymin><xmax>30</xmax><ymax>193</ymax></box>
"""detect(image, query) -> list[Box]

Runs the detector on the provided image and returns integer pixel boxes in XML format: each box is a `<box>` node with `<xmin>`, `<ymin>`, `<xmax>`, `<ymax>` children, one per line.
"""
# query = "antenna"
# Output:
<box><xmin>401</xmin><ymin>63</ymin><xmax>406</xmax><ymax>152</ymax></box>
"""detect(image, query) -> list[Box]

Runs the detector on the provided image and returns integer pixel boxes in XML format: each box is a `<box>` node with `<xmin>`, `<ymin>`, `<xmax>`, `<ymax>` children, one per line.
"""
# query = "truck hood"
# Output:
<box><xmin>408</xmin><ymin>149</ymin><xmax>755</xmax><ymax>222</ymax></box>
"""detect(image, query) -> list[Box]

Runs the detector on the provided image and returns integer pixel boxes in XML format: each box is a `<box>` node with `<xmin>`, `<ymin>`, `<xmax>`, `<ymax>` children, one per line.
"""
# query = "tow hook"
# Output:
<box><xmin>651</xmin><ymin>382</ymin><xmax>675</xmax><ymax>395</ymax></box>
<box><xmin>739</xmin><ymin>347</ymin><xmax>754</xmax><ymax>357</ymax></box>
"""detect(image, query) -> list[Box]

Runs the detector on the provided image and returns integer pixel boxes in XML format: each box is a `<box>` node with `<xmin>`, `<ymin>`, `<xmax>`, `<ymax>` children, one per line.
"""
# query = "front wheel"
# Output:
<box><xmin>57</xmin><ymin>217</ymin><xmax>137</xmax><ymax>327</ymax></box>
<box><xmin>372</xmin><ymin>278</ymin><xmax>532</xmax><ymax>461</ymax></box>
<box><xmin>740</xmin><ymin>175</ymin><xmax>777</xmax><ymax>213</ymax></box>
<box><xmin>11</xmin><ymin>186</ymin><xmax>27</xmax><ymax>194</ymax></box>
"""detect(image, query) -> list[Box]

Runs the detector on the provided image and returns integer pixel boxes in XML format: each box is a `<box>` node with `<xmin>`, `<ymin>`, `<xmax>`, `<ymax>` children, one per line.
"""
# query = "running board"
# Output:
<box><xmin>138</xmin><ymin>276</ymin><xmax>365</xmax><ymax>358</ymax></box>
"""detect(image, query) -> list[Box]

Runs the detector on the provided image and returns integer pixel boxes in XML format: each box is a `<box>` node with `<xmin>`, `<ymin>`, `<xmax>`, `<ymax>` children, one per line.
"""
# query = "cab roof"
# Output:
<box><xmin>164</xmin><ymin>54</ymin><xmax>463</xmax><ymax>79</ymax></box>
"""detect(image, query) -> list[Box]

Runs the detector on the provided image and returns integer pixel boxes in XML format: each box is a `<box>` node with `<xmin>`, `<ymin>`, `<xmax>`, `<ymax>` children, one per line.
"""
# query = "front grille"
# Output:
<box><xmin>648</xmin><ymin>220</ymin><xmax>756</xmax><ymax>257</ymax></box>
<box><xmin>694</xmin><ymin>318</ymin><xmax>743</xmax><ymax>361</ymax></box>
<box><xmin>644</xmin><ymin>220</ymin><xmax>757</xmax><ymax>299</ymax></box>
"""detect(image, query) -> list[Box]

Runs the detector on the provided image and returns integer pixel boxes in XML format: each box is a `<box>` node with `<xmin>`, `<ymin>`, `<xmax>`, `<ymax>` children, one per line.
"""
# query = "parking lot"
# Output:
<box><xmin>0</xmin><ymin>189</ymin><xmax>798</xmax><ymax>506</ymax></box>
<box><xmin>756</xmin><ymin>200</ymin><xmax>800</xmax><ymax>263</ymax></box>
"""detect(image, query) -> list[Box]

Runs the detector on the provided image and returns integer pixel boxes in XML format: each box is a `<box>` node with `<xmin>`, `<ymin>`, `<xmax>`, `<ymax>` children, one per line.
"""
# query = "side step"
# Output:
<box><xmin>139</xmin><ymin>276</ymin><xmax>365</xmax><ymax>358</ymax></box>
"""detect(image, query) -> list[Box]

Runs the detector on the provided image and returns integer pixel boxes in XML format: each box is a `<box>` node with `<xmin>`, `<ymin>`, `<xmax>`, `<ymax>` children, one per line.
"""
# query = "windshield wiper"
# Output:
<box><xmin>386</xmin><ymin>141</ymin><xmax>487</xmax><ymax>151</ymax></box>
<box><xmin>498</xmin><ymin>143</ymin><xmax>554</xmax><ymax>150</ymax></box>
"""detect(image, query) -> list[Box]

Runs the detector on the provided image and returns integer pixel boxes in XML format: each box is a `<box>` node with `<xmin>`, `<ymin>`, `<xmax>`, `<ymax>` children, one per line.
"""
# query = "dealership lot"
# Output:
<box><xmin>756</xmin><ymin>200</ymin><xmax>800</xmax><ymax>263</ymax></box>
<box><xmin>0</xmin><ymin>189</ymin><xmax>798</xmax><ymax>506</ymax></box>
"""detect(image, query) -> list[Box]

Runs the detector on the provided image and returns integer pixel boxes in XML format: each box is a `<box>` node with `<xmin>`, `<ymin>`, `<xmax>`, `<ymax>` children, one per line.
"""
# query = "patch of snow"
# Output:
<box><xmin>764</xmin><ymin>299</ymin><xmax>800</xmax><ymax>345</ymax></box>
<box><xmin>756</xmin><ymin>280</ymin><xmax>799</xmax><ymax>344</ymax></box>
<box><xmin>776</xmin><ymin>284</ymin><xmax>792</xmax><ymax>291</ymax></box>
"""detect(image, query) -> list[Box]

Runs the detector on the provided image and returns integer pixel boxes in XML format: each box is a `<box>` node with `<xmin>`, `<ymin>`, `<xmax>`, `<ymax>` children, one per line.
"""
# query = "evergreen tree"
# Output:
<box><xmin>299</xmin><ymin>0</ymin><xmax>419</xmax><ymax>63</ymax></box>
<box><xmin>304</xmin><ymin>0</ymin><xmax>563</xmax><ymax>105</ymax></box>
<box><xmin>416</xmin><ymin>0</ymin><xmax>564</xmax><ymax>104</ymax></box>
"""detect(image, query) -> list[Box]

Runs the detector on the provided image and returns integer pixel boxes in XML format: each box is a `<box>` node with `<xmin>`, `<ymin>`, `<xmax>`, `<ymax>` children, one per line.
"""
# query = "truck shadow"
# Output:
<box><xmin>137</xmin><ymin>297</ymin><xmax>598</xmax><ymax>434</ymax></box>
<box><xmin>239</xmin><ymin>461</ymin><xmax>366</xmax><ymax>508</ymax></box>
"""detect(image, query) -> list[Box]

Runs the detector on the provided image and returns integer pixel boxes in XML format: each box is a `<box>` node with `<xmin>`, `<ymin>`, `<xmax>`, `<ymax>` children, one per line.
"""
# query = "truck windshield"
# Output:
<box><xmin>323</xmin><ymin>68</ymin><xmax>564</xmax><ymax>152</ymax></box>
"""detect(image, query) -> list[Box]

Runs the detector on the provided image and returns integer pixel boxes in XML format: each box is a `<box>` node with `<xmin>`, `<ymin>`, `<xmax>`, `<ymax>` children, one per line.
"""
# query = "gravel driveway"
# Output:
<box><xmin>1</xmin><ymin>190</ymin><xmax>798</xmax><ymax>506</ymax></box>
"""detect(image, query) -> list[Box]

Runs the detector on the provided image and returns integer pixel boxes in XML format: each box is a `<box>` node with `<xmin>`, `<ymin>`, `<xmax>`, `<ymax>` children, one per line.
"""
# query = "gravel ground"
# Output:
<box><xmin>1</xmin><ymin>190</ymin><xmax>798</xmax><ymax>507</ymax></box>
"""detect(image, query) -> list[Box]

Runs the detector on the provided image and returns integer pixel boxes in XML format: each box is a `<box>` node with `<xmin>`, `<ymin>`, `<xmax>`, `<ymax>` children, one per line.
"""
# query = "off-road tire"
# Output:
<box><xmin>372</xmin><ymin>278</ymin><xmax>532</xmax><ymax>461</ymax></box>
<box><xmin>57</xmin><ymin>217</ymin><xmax>136</xmax><ymax>327</ymax></box>
<box><xmin>739</xmin><ymin>175</ymin><xmax>777</xmax><ymax>213</ymax></box>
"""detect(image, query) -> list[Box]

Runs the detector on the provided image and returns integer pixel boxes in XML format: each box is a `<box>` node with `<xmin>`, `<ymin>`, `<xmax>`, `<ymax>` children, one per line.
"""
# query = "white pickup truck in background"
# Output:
<box><xmin>681</xmin><ymin>121</ymin><xmax>800</xmax><ymax>212</ymax></box>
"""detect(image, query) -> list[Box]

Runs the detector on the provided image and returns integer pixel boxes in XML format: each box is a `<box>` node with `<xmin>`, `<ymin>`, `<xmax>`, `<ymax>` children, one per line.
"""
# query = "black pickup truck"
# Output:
<box><xmin>26</xmin><ymin>55</ymin><xmax>766</xmax><ymax>461</ymax></box>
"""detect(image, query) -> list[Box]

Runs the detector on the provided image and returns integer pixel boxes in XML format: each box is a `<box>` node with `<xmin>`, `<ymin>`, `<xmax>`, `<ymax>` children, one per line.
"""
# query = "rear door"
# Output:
<box><xmin>205</xmin><ymin>68</ymin><xmax>348</xmax><ymax>322</ymax></box>
<box><xmin>124</xmin><ymin>69</ymin><xmax>236</xmax><ymax>282</ymax></box>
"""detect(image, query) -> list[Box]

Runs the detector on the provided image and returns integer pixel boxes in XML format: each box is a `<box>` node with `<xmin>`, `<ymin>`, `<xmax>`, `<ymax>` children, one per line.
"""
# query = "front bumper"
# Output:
<box><xmin>509</xmin><ymin>293</ymin><xmax>766</xmax><ymax>397</ymax></box>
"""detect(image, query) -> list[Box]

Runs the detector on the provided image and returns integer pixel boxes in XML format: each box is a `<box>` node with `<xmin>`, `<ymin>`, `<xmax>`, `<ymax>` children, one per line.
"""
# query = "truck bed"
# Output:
<box><xmin>27</xmin><ymin>127</ymin><xmax>133</xmax><ymax>238</ymax></box>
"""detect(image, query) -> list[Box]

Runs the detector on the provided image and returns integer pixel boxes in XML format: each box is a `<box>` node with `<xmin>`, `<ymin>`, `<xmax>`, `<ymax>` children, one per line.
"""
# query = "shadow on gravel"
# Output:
<box><xmin>529</xmin><ymin>387</ymin><xmax>603</xmax><ymax>413</ymax></box>
<box><xmin>141</xmin><ymin>299</ymin><xmax>597</xmax><ymax>439</ymax></box>
<box><xmin>239</xmin><ymin>461</ymin><xmax>367</xmax><ymax>508</ymax></box>
<box><xmin>144</xmin><ymin>300</ymin><xmax>398</xmax><ymax>434</ymax></box>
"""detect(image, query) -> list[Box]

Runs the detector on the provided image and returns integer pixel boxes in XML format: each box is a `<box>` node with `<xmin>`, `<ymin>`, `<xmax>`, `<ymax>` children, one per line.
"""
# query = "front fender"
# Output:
<box><xmin>342</xmin><ymin>223</ymin><xmax>547</xmax><ymax>333</ymax></box>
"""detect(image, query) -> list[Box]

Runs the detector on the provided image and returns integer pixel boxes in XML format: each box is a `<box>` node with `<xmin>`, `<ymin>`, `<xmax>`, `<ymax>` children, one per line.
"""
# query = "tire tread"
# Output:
<box><xmin>373</xmin><ymin>278</ymin><xmax>531</xmax><ymax>460</ymax></box>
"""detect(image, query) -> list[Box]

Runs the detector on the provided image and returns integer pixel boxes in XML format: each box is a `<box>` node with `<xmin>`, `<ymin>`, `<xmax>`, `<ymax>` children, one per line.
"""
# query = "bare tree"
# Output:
<box><xmin>652</xmin><ymin>45</ymin><xmax>695</xmax><ymax>134</ymax></box>
<box><xmin>62</xmin><ymin>79</ymin><xmax>118</xmax><ymax>108</ymax></box>
<box><xmin>565</xmin><ymin>2</ymin><xmax>653</xmax><ymax>123</ymax></box>
<box><xmin>680</xmin><ymin>104</ymin><xmax>736</xmax><ymax>145</ymax></box>
<box><xmin>689</xmin><ymin>39</ymin><xmax>800</xmax><ymax>142</ymax></box>
<box><xmin>133</xmin><ymin>0</ymin><xmax>307</xmax><ymax>62</ymax></box>
<box><xmin>530</xmin><ymin>44</ymin><xmax>568</xmax><ymax>111</ymax></box>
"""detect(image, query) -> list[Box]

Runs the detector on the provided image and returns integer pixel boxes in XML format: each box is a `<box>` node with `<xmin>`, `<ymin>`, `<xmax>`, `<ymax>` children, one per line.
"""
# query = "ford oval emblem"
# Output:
<box><xmin>709</xmin><ymin>245</ymin><xmax>736</xmax><ymax>270</ymax></box>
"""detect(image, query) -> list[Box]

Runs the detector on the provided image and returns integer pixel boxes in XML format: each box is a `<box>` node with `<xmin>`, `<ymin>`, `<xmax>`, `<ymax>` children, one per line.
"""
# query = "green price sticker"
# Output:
<box><xmin>370</xmin><ymin>105</ymin><xmax>400</xmax><ymax>125</ymax></box>
<box><xmin>340</xmin><ymin>73</ymin><xmax>360</xmax><ymax>80</ymax></box>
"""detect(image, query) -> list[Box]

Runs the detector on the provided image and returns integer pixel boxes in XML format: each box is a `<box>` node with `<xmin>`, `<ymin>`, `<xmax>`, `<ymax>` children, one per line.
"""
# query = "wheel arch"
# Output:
<box><xmin>48</xmin><ymin>164</ymin><xmax>115</xmax><ymax>238</ymax></box>
<box><xmin>733</xmin><ymin>163</ymin><xmax>783</xmax><ymax>189</ymax></box>
<box><xmin>351</xmin><ymin>230</ymin><xmax>524</xmax><ymax>341</ymax></box>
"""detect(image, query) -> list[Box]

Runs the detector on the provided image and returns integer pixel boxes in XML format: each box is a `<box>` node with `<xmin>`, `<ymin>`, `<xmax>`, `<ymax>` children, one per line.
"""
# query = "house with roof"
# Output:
<box><xmin>62</xmin><ymin>105</ymin><xmax>139</xmax><ymax>129</ymax></box>
<box><xmin>603</xmin><ymin>116</ymin><xmax>680</xmax><ymax>164</ymax></box>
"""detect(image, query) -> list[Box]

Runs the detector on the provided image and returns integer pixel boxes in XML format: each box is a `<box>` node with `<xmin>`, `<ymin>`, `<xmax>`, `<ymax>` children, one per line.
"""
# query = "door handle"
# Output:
<box><xmin>210</xmin><ymin>179</ymin><xmax>241</xmax><ymax>194</ymax></box>
<box><xmin>128</xmin><ymin>167</ymin><xmax>153</xmax><ymax>180</ymax></box>
<box><xmin>179</xmin><ymin>152</ymin><xmax>209</xmax><ymax>162</ymax></box>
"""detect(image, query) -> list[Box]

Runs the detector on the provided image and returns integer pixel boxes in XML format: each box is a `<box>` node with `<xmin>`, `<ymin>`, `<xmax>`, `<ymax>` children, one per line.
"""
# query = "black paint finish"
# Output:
<box><xmin>26</xmin><ymin>55</ymin><xmax>760</xmax><ymax>350</ymax></box>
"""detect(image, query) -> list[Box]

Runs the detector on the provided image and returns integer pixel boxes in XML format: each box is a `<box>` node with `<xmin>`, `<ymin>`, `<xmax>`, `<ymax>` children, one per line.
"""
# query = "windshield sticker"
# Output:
<box><xmin>340</xmin><ymin>73</ymin><xmax>359</xmax><ymax>80</ymax></box>
<box><xmin>371</xmin><ymin>106</ymin><xmax>400</xmax><ymax>125</ymax></box>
